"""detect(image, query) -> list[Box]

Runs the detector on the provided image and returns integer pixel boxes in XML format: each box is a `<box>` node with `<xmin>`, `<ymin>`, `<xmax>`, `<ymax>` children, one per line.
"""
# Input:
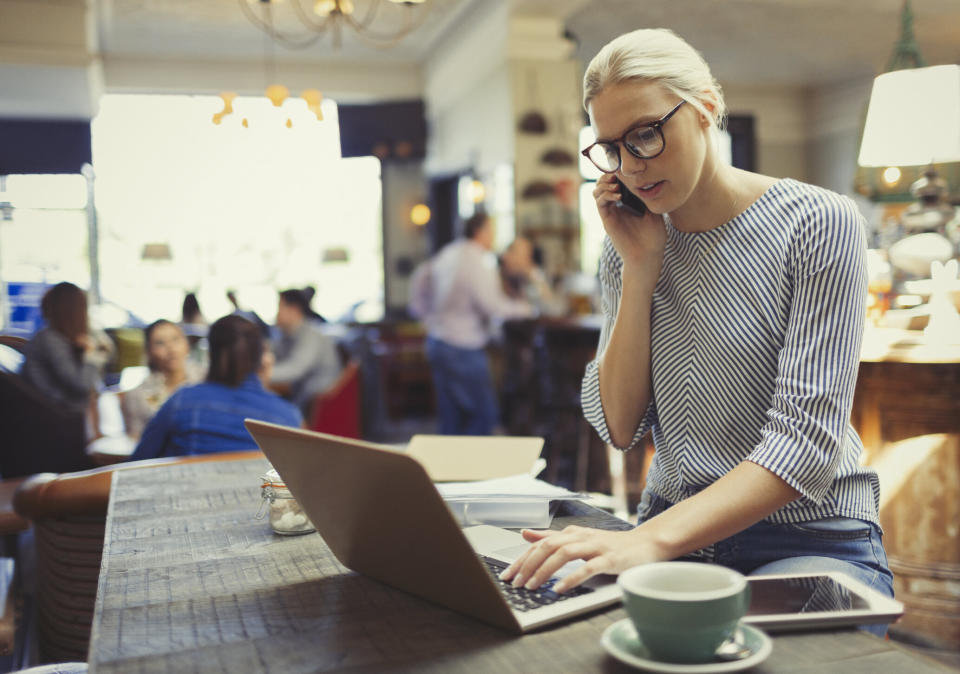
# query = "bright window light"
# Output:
<box><xmin>90</xmin><ymin>93</ymin><xmax>384</xmax><ymax>324</ymax></box>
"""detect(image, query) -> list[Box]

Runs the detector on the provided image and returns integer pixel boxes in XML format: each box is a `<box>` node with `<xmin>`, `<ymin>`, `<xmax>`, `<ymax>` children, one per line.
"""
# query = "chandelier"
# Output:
<box><xmin>238</xmin><ymin>0</ymin><xmax>429</xmax><ymax>50</ymax></box>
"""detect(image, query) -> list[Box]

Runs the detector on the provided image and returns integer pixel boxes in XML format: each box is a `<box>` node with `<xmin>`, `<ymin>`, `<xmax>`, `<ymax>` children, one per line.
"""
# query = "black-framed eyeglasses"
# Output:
<box><xmin>581</xmin><ymin>100</ymin><xmax>686</xmax><ymax>173</ymax></box>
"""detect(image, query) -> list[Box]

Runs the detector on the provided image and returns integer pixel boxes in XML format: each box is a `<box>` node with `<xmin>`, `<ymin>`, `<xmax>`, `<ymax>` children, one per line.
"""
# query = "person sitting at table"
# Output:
<box><xmin>500</xmin><ymin>236</ymin><xmax>564</xmax><ymax>316</ymax></box>
<box><xmin>269</xmin><ymin>288</ymin><xmax>341</xmax><ymax>417</ymax></box>
<box><xmin>130</xmin><ymin>314</ymin><xmax>300</xmax><ymax>460</ymax></box>
<box><xmin>499</xmin><ymin>27</ymin><xmax>894</xmax><ymax>637</ymax></box>
<box><xmin>21</xmin><ymin>282</ymin><xmax>112</xmax><ymax>426</ymax></box>
<box><xmin>121</xmin><ymin>319</ymin><xmax>203</xmax><ymax>439</ymax></box>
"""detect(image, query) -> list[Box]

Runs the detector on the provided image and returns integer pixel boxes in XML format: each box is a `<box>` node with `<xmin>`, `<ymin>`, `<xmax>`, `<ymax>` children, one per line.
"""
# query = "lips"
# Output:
<box><xmin>634</xmin><ymin>180</ymin><xmax>666</xmax><ymax>199</ymax></box>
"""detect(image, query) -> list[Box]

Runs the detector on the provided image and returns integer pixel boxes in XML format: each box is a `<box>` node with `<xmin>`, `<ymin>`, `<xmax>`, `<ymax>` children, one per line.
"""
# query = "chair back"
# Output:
<box><xmin>0</xmin><ymin>336</ymin><xmax>28</xmax><ymax>374</ymax></box>
<box><xmin>308</xmin><ymin>360</ymin><xmax>361</xmax><ymax>438</ymax></box>
<box><xmin>0</xmin><ymin>336</ymin><xmax>27</xmax><ymax>353</ymax></box>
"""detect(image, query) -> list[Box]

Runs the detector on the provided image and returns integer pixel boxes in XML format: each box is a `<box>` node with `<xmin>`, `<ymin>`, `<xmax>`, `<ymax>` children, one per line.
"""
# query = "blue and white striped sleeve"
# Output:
<box><xmin>581</xmin><ymin>237</ymin><xmax>656</xmax><ymax>451</ymax></box>
<box><xmin>746</xmin><ymin>193</ymin><xmax>868</xmax><ymax>504</ymax></box>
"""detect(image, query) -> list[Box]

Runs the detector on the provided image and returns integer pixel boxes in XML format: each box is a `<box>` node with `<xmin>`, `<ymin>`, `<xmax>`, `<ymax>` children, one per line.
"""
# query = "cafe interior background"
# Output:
<box><xmin>1</xmin><ymin>0</ymin><xmax>960</xmax><ymax>668</ymax></box>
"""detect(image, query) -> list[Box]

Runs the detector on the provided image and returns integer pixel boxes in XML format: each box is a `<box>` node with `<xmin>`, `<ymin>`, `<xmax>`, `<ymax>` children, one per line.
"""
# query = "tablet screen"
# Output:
<box><xmin>746</xmin><ymin>576</ymin><xmax>871</xmax><ymax>615</ymax></box>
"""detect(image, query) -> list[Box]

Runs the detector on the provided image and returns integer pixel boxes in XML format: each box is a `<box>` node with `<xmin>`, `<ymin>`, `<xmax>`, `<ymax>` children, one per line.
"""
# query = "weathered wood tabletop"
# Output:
<box><xmin>88</xmin><ymin>457</ymin><xmax>951</xmax><ymax>673</ymax></box>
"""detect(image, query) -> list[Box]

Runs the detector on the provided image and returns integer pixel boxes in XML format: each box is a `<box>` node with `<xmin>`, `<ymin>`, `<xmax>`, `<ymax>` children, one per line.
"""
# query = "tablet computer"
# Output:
<box><xmin>742</xmin><ymin>571</ymin><xmax>903</xmax><ymax>632</ymax></box>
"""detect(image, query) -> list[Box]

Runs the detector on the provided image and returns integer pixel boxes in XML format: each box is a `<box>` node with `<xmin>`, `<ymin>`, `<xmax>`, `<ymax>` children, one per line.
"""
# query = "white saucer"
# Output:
<box><xmin>601</xmin><ymin>619</ymin><xmax>772</xmax><ymax>673</ymax></box>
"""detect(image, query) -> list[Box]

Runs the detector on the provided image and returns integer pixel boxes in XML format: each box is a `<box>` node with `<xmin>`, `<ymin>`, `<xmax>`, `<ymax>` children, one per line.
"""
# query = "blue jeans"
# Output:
<box><xmin>638</xmin><ymin>490</ymin><xmax>895</xmax><ymax>637</ymax></box>
<box><xmin>425</xmin><ymin>337</ymin><xmax>498</xmax><ymax>435</ymax></box>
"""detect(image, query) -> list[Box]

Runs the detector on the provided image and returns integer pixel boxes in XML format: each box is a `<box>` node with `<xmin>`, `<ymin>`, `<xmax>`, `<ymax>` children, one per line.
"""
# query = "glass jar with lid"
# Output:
<box><xmin>258</xmin><ymin>468</ymin><xmax>316</xmax><ymax>535</ymax></box>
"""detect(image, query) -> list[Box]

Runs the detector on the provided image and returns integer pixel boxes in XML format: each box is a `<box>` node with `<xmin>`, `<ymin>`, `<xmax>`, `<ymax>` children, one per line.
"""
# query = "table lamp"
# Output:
<box><xmin>858</xmin><ymin>64</ymin><xmax>960</xmax><ymax>341</ymax></box>
<box><xmin>858</xmin><ymin>64</ymin><xmax>960</xmax><ymax>235</ymax></box>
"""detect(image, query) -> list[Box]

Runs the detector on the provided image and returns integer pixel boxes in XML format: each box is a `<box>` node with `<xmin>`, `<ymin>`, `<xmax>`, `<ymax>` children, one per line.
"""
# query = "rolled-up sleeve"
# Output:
<box><xmin>581</xmin><ymin>238</ymin><xmax>655</xmax><ymax>451</ymax></box>
<box><xmin>746</xmin><ymin>197</ymin><xmax>867</xmax><ymax>504</ymax></box>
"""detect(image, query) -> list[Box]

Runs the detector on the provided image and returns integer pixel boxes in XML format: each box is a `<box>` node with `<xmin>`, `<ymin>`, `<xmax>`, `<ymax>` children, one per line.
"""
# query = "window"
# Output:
<box><xmin>89</xmin><ymin>93</ymin><xmax>384</xmax><ymax>324</ymax></box>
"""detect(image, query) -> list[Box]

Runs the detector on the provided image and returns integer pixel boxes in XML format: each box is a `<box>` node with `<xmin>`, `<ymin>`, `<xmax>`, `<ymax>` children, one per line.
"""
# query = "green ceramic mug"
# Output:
<box><xmin>618</xmin><ymin>562</ymin><xmax>751</xmax><ymax>664</ymax></box>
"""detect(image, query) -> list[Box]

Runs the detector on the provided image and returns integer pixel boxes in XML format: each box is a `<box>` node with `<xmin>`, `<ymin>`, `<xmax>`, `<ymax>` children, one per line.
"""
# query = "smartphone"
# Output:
<box><xmin>615</xmin><ymin>178</ymin><xmax>647</xmax><ymax>217</ymax></box>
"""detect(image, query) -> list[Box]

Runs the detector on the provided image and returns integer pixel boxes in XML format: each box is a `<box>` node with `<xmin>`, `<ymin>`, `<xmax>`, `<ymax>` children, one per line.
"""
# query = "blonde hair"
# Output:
<box><xmin>583</xmin><ymin>28</ymin><xmax>726</xmax><ymax>131</ymax></box>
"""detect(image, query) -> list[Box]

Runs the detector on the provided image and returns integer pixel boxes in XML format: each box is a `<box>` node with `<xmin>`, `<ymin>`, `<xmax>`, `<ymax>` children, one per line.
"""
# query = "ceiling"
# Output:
<box><xmin>566</xmin><ymin>0</ymin><xmax>960</xmax><ymax>87</ymax></box>
<box><xmin>88</xmin><ymin>0</ymin><xmax>960</xmax><ymax>87</ymax></box>
<box><xmin>97</xmin><ymin>0</ymin><xmax>480</xmax><ymax>65</ymax></box>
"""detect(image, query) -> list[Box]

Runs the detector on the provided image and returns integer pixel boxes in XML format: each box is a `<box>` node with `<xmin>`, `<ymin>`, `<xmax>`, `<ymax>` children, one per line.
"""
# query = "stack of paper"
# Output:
<box><xmin>436</xmin><ymin>474</ymin><xmax>585</xmax><ymax>528</ymax></box>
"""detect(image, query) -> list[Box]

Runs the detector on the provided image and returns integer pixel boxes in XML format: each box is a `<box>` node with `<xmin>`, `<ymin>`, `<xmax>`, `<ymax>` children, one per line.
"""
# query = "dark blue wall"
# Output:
<box><xmin>0</xmin><ymin>119</ymin><xmax>92</xmax><ymax>174</ymax></box>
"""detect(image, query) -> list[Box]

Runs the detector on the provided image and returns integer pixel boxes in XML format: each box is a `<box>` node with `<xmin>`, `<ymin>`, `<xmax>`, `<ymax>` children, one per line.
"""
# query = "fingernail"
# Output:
<box><xmin>554</xmin><ymin>582</ymin><xmax>568</xmax><ymax>593</ymax></box>
<box><xmin>512</xmin><ymin>575</ymin><xmax>525</xmax><ymax>588</ymax></box>
<box><xmin>524</xmin><ymin>579</ymin><xmax>537</xmax><ymax>590</ymax></box>
<box><xmin>498</xmin><ymin>570</ymin><xmax>510</xmax><ymax>580</ymax></box>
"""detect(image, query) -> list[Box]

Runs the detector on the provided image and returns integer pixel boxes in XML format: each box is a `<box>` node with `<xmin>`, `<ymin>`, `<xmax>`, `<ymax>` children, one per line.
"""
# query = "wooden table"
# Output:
<box><xmin>88</xmin><ymin>458</ymin><xmax>951</xmax><ymax>673</ymax></box>
<box><xmin>853</xmin><ymin>327</ymin><xmax>960</xmax><ymax>457</ymax></box>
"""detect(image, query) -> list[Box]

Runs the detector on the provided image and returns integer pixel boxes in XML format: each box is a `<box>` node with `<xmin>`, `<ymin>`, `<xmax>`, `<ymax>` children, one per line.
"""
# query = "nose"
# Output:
<box><xmin>619</xmin><ymin>150</ymin><xmax>647</xmax><ymax>176</ymax></box>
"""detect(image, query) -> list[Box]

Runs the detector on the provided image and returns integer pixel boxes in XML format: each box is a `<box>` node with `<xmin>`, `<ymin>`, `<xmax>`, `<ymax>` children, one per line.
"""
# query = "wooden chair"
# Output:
<box><xmin>0</xmin><ymin>477</ymin><xmax>29</xmax><ymax>661</ymax></box>
<box><xmin>0</xmin><ymin>336</ymin><xmax>27</xmax><ymax>375</ymax></box>
<box><xmin>13</xmin><ymin>450</ymin><xmax>263</xmax><ymax>664</ymax></box>
<box><xmin>308</xmin><ymin>360</ymin><xmax>361</xmax><ymax>438</ymax></box>
<box><xmin>0</xmin><ymin>336</ymin><xmax>27</xmax><ymax>353</ymax></box>
<box><xmin>0</xmin><ymin>476</ymin><xmax>30</xmax><ymax>561</ymax></box>
<box><xmin>536</xmin><ymin>322</ymin><xmax>609</xmax><ymax>494</ymax></box>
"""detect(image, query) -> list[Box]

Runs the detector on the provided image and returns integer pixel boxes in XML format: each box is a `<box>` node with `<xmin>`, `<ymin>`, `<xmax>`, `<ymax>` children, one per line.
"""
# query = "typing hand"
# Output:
<box><xmin>498</xmin><ymin>525</ymin><xmax>665</xmax><ymax>593</ymax></box>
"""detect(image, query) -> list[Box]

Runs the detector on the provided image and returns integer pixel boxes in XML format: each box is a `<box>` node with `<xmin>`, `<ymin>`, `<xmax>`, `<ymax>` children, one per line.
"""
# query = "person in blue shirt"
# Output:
<box><xmin>131</xmin><ymin>314</ymin><xmax>301</xmax><ymax>460</ymax></box>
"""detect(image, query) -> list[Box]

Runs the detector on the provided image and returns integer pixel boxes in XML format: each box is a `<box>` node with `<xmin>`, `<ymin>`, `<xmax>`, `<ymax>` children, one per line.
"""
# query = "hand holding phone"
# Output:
<box><xmin>615</xmin><ymin>178</ymin><xmax>647</xmax><ymax>217</ymax></box>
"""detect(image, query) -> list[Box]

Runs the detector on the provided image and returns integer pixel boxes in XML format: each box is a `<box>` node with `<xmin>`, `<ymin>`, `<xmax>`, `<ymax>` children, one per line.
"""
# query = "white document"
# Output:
<box><xmin>437</xmin><ymin>474</ymin><xmax>586</xmax><ymax>528</ymax></box>
<box><xmin>406</xmin><ymin>434</ymin><xmax>544</xmax><ymax>482</ymax></box>
<box><xmin>436</xmin><ymin>474</ymin><xmax>584</xmax><ymax>501</ymax></box>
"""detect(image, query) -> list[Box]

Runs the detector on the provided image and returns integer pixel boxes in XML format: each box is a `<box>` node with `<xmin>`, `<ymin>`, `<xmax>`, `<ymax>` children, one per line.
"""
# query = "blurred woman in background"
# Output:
<box><xmin>21</xmin><ymin>282</ymin><xmax>110</xmax><ymax>420</ymax></box>
<box><xmin>121</xmin><ymin>319</ymin><xmax>203</xmax><ymax>439</ymax></box>
<box><xmin>130</xmin><ymin>314</ymin><xmax>300</xmax><ymax>460</ymax></box>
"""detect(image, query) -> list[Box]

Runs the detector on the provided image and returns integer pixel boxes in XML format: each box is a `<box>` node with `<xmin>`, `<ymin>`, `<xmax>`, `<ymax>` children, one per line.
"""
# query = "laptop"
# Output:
<box><xmin>244</xmin><ymin>420</ymin><xmax>622</xmax><ymax>633</ymax></box>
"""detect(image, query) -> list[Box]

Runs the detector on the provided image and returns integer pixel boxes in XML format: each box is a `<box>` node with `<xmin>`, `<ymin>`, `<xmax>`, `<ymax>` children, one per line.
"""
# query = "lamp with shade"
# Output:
<box><xmin>858</xmin><ymin>64</ymin><xmax>960</xmax><ymax>235</ymax></box>
<box><xmin>858</xmin><ymin>63</ymin><xmax>960</xmax><ymax>341</ymax></box>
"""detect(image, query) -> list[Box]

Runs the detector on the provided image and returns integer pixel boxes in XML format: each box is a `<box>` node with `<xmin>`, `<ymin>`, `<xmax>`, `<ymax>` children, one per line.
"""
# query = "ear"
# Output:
<box><xmin>699</xmin><ymin>92</ymin><xmax>719</xmax><ymax>127</ymax></box>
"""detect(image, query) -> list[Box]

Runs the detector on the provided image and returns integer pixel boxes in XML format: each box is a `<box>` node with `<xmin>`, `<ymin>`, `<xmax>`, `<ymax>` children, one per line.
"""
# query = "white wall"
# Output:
<box><xmin>725</xmin><ymin>77</ymin><xmax>877</xmax><ymax>201</ymax></box>
<box><xmin>422</xmin><ymin>0</ymin><xmax>515</xmax><ymax>177</ymax></box>
<box><xmin>723</xmin><ymin>83</ymin><xmax>808</xmax><ymax>182</ymax></box>
<box><xmin>806</xmin><ymin>78</ymin><xmax>874</xmax><ymax>198</ymax></box>
<box><xmin>0</xmin><ymin>0</ymin><xmax>102</xmax><ymax>119</ymax></box>
<box><xmin>102</xmin><ymin>56</ymin><xmax>423</xmax><ymax>103</ymax></box>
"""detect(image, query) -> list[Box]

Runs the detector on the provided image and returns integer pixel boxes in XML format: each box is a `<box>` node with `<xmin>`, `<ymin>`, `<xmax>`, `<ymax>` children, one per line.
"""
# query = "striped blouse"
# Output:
<box><xmin>581</xmin><ymin>178</ymin><xmax>881</xmax><ymax>526</ymax></box>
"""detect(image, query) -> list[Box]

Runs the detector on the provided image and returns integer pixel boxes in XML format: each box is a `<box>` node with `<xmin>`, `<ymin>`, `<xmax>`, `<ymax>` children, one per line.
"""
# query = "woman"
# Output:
<box><xmin>130</xmin><ymin>314</ymin><xmax>300</xmax><ymax>460</ymax></box>
<box><xmin>500</xmin><ymin>28</ymin><xmax>892</xmax><ymax>632</ymax></box>
<box><xmin>21</xmin><ymin>282</ymin><xmax>109</xmax><ymax>415</ymax></box>
<box><xmin>121</xmin><ymin>319</ymin><xmax>202</xmax><ymax>439</ymax></box>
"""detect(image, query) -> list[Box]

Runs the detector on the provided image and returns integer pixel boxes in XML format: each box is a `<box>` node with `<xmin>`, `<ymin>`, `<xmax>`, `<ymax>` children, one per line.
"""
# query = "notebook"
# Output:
<box><xmin>243</xmin><ymin>420</ymin><xmax>621</xmax><ymax>633</ymax></box>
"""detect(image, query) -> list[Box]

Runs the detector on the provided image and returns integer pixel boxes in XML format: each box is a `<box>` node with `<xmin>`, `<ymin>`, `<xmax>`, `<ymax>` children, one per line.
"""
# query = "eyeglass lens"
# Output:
<box><xmin>586</xmin><ymin>126</ymin><xmax>664</xmax><ymax>172</ymax></box>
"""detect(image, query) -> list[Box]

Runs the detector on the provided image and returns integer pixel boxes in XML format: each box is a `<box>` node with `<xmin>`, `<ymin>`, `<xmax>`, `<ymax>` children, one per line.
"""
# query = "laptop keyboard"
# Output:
<box><xmin>481</xmin><ymin>556</ymin><xmax>592</xmax><ymax>612</ymax></box>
